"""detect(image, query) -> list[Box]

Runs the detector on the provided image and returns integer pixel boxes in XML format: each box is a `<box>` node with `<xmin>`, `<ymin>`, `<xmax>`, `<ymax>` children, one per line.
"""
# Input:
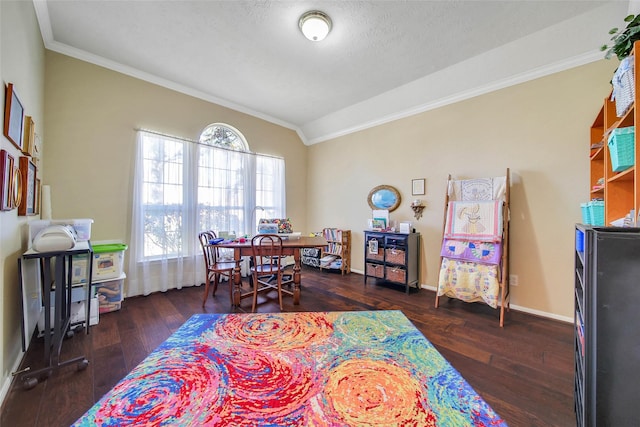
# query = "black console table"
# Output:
<box><xmin>17</xmin><ymin>241</ymin><xmax>93</xmax><ymax>389</ymax></box>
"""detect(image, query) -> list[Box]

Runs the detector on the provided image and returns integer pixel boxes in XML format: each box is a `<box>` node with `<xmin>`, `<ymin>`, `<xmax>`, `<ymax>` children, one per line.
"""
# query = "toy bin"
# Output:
<box><xmin>93</xmin><ymin>273</ymin><xmax>126</xmax><ymax>314</ymax></box>
<box><xmin>92</xmin><ymin>243</ymin><xmax>127</xmax><ymax>281</ymax></box>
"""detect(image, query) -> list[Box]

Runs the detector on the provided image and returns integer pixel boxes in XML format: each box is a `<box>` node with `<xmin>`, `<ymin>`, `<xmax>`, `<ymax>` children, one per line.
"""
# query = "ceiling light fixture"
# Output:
<box><xmin>299</xmin><ymin>10</ymin><xmax>332</xmax><ymax>42</ymax></box>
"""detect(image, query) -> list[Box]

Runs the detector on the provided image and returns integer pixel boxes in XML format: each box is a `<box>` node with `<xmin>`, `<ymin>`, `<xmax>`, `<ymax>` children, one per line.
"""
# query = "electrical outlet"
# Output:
<box><xmin>509</xmin><ymin>274</ymin><xmax>519</xmax><ymax>286</ymax></box>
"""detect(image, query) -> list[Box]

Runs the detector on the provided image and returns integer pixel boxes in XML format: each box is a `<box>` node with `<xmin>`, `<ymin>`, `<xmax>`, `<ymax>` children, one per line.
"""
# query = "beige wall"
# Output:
<box><xmin>0</xmin><ymin>0</ymin><xmax>45</xmax><ymax>403</ymax></box>
<box><xmin>307</xmin><ymin>59</ymin><xmax>618</xmax><ymax>319</ymax></box>
<box><xmin>44</xmin><ymin>52</ymin><xmax>308</xmax><ymax>242</ymax></box>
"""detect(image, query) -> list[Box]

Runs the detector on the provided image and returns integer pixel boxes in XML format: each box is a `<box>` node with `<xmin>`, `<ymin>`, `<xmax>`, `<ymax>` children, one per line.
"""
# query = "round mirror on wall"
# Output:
<box><xmin>367</xmin><ymin>185</ymin><xmax>401</xmax><ymax>212</ymax></box>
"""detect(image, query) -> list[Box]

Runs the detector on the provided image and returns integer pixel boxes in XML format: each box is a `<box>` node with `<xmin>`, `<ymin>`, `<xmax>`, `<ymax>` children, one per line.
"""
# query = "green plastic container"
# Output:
<box><xmin>93</xmin><ymin>243</ymin><xmax>128</xmax><ymax>254</ymax></box>
<box><xmin>92</xmin><ymin>243</ymin><xmax>128</xmax><ymax>281</ymax></box>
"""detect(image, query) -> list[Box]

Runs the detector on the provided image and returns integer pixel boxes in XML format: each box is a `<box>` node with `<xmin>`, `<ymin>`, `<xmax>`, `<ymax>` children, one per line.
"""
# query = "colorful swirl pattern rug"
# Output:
<box><xmin>73</xmin><ymin>311</ymin><xmax>506</xmax><ymax>426</ymax></box>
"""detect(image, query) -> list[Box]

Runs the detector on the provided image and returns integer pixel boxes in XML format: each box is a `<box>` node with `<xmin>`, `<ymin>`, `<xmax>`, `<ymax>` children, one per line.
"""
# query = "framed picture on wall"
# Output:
<box><xmin>22</xmin><ymin>116</ymin><xmax>35</xmax><ymax>156</ymax></box>
<box><xmin>18</xmin><ymin>156</ymin><xmax>36</xmax><ymax>216</ymax></box>
<box><xmin>3</xmin><ymin>83</ymin><xmax>25</xmax><ymax>151</ymax></box>
<box><xmin>412</xmin><ymin>178</ymin><xmax>425</xmax><ymax>196</ymax></box>
<box><xmin>0</xmin><ymin>150</ymin><xmax>15</xmax><ymax>211</ymax></box>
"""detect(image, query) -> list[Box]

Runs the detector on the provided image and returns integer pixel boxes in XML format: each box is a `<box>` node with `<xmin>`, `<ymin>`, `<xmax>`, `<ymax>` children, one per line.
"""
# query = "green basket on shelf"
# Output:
<box><xmin>607</xmin><ymin>126</ymin><xmax>635</xmax><ymax>172</ymax></box>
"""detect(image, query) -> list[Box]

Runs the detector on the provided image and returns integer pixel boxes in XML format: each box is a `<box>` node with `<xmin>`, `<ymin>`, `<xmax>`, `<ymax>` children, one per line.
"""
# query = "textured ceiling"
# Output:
<box><xmin>33</xmin><ymin>0</ymin><xmax>627</xmax><ymax>144</ymax></box>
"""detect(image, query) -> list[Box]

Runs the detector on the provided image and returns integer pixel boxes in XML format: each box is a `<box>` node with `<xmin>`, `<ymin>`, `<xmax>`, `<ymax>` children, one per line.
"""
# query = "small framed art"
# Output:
<box><xmin>22</xmin><ymin>116</ymin><xmax>35</xmax><ymax>156</ymax></box>
<box><xmin>0</xmin><ymin>150</ymin><xmax>15</xmax><ymax>210</ymax></box>
<box><xmin>412</xmin><ymin>178</ymin><xmax>425</xmax><ymax>196</ymax></box>
<box><xmin>3</xmin><ymin>83</ymin><xmax>25</xmax><ymax>151</ymax></box>
<box><xmin>18</xmin><ymin>156</ymin><xmax>36</xmax><ymax>216</ymax></box>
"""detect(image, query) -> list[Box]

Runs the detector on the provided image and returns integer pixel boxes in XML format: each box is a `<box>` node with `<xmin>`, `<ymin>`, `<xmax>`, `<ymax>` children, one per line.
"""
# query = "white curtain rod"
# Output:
<box><xmin>134</xmin><ymin>128</ymin><xmax>284</xmax><ymax>160</ymax></box>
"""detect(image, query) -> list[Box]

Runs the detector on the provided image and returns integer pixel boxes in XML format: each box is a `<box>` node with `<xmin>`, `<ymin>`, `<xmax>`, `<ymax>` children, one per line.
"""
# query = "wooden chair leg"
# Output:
<box><xmin>252</xmin><ymin>273</ymin><xmax>259</xmax><ymax>313</ymax></box>
<box><xmin>277</xmin><ymin>277</ymin><xmax>283</xmax><ymax>311</ymax></box>
<box><xmin>202</xmin><ymin>278</ymin><xmax>210</xmax><ymax>307</ymax></box>
<box><xmin>435</xmin><ymin>293</ymin><xmax>440</xmax><ymax>308</ymax></box>
<box><xmin>212</xmin><ymin>273</ymin><xmax>219</xmax><ymax>296</ymax></box>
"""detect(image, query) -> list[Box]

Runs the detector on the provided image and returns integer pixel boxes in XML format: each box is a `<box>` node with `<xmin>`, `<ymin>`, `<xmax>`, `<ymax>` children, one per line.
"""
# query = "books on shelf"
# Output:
<box><xmin>322</xmin><ymin>228</ymin><xmax>344</xmax><ymax>242</ymax></box>
<box><xmin>322</xmin><ymin>229</ymin><xmax>348</xmax><ymax>255</ymax></box>
<box><xmin>320</xmin><ymin>228</ymin><xmax>351</xmax><ymax>274</ymax></box>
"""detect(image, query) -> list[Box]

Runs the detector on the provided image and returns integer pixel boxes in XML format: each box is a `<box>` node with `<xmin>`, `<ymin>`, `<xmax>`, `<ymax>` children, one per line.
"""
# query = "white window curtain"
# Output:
<box><xmin>128</xmin><ymin>130</ymin><xmax>286</xmax><ymax>297</ymax></box>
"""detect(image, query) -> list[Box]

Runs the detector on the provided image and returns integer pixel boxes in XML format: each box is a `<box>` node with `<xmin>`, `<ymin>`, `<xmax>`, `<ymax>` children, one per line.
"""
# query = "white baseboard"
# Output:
<box><xmin>420</xmin><ymin>284</ymin><xmax>573</xmax><ymax>324</ymax></box>
<box><xmin>340</xmin><ymin>272</ymin><xmax>574</xmax><ymax>324</ymax></box>
<box><xmin>0</xmin><ymin>350</ymin><xmax>25</xmax><ymax>409</ymax></box>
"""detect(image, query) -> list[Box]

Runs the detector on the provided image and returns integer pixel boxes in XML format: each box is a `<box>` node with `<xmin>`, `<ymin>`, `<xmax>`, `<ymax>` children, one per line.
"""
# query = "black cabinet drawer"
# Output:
<box><xmin>366</xmin><ymin>233</ymin><xmax>385</xmax><ymax>244</ymax></box>
<box><xmin>385</xmin><ymin>235</ymin><xmax>407</xmax><ymax>247</ymax></box>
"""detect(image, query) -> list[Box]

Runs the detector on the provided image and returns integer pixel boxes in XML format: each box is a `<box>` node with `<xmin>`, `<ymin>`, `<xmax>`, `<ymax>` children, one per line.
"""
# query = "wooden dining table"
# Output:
<box><xmin>217</xmin><ymin>235</ymin><xmax>327</xmax><ymax>306</ymax></box>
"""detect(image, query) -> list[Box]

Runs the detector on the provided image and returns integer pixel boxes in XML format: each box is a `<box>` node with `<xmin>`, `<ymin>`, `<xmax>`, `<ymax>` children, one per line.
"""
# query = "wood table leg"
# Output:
<box><xmin>293</xmin><ymin>249</ymin><xmax>301</xmax><ymax>304</ymax></box>
<box><xmin>232</xmin><ymin>249</ymin><xmax>242</xmax><ymax>306</ymax></box>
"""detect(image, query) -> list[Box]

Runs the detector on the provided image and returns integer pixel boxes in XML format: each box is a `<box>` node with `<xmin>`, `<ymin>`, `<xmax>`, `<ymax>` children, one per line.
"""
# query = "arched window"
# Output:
<box><xmin>199</xmin><ymin>123</ymin><xmax>249</xmax><ymax>151</ymax></box>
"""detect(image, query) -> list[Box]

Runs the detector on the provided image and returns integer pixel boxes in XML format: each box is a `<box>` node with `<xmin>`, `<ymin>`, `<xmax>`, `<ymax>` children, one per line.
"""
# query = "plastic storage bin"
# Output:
<box><xmin>607</xmin><ymin>126</ymin><xmax>635</xmax><ymax>172</ymax></box>
<box><xmin>93</xmin><ymin>273</ymin><xmax>126</xmax><ymax>314</ymax></box>
<box><xmin>580</xmin><ymin>201</ymin><xmax>604</xmax><ymax>226</ymax></box>
<box><xmin>588</xmin><ymin>201</ymin><xmax>605</xmax><ymax>226</ymax></box>
<box><xmin>71</xmin><ymin>219</ymin><xmax>93</xmax><ymax>241</ymax></box>
<box><xmin>92</xmin><ymin>243</ymin><xmax>127</xmax><ymax>281</ymax></box>
<box><xmin>580</xmin><ymin>203</ymin><xmax>592</xmax><ymax>225</ymax></box>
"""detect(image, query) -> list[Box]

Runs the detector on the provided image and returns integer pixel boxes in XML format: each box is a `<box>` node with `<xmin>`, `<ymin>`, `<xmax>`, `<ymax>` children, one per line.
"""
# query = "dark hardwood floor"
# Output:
<box><xmin>1</xmin><ymin>267</ymin><xmax>575</xmax><ymax>427</ymax></box>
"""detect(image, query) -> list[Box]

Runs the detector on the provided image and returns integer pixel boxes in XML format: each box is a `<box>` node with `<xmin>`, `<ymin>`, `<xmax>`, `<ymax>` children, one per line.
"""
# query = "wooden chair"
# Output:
<box><xmin>198</xmin><ymin>231</ymin><xmax>240</xmax><ymax>307</ymax></box>
<box><xmin>257</xmin><ymin>218</ymin><xmax>295</xmax><ymax>286</ymax></box>
<box><xmin>250</xmin><ymin>234</ymin><xmax>293</xmax><ymax>312</ymax></box>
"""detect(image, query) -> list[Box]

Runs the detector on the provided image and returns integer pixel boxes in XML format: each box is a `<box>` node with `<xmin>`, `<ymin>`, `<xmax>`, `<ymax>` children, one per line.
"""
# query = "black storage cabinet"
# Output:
<box><xmin>574</xmin><ymin>225</ymin><xmax>640</xmax><ymax>426</ymax></box>
<box><xmin>364</xmin><ymin>231</ymin><xmax>420</xmax><ymax>293</ymax></box>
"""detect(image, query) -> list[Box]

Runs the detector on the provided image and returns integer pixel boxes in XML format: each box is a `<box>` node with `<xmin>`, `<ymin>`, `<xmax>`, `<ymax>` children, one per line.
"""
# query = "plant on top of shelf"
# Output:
<box><xmin>601</xmin><ymin>14</ymin><xmax>640</xmax><ymax>60</ymax></box>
